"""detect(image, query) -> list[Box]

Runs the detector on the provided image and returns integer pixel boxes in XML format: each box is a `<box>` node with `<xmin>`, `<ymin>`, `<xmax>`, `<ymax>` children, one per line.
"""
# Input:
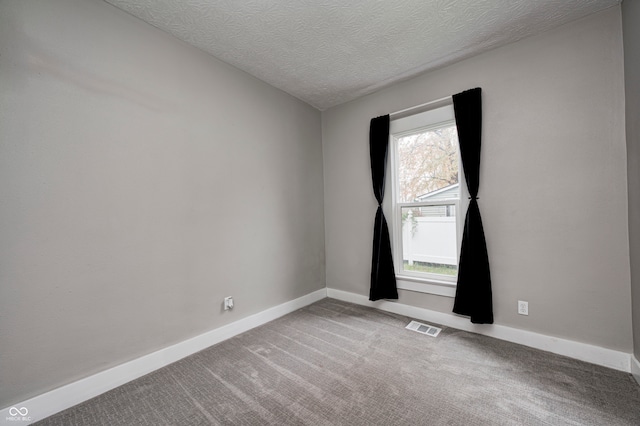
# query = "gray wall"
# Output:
<box><xmin>322</xmin><ymin>7</ymin><xmax>632</xmax><ymax>351</ymax></box>
<box><xmin>0</xmin><ymin>0</ymin><xmax>325</xmax><ymax>407</ymax></box>
<box><xmin>622</xmin><ymin>0</ymin><xmax>640</xmax><ymax>360</ymax></box>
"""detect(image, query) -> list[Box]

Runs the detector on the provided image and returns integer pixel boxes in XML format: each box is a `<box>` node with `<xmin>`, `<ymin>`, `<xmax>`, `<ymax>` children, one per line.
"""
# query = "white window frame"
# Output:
<box><xmin>384</xmin><ymin>104</ymin><xmax>468</xmax><ymax>297</ymax></box>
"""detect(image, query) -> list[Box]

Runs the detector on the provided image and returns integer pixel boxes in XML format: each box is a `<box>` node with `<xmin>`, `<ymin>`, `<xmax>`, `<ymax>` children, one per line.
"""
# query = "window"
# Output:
<box><xmin>386</xmin><ymin>104</ymin><xmax>466</xmax><ymax>293</ymax></box>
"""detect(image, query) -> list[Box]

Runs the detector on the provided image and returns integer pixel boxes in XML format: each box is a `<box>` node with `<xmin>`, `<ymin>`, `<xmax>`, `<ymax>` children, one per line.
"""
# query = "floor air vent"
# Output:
<box><xmin>405</xmin><ymin>320</ymin><xmax>441</xmax><ymax>337</ymax></box>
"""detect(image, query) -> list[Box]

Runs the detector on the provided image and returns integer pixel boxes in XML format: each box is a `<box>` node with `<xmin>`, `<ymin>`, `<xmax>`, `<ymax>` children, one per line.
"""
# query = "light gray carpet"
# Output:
<box><xmin>37</xmin><ymin>298</ymin><xmax>640</xmax><ymax>425</ymax></box>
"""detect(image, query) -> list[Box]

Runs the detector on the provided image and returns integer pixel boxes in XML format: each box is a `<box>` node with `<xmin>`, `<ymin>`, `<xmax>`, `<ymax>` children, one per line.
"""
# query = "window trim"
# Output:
<box><xmin>384</xmin><ymin>104</ymin><xmax>468</xmax><ymax>297</ymax></box>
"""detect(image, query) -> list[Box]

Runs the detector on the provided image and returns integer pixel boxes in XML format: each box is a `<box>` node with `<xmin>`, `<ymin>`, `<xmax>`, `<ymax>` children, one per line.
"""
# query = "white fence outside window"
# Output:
<box><xmin>402</xmin><ymin>216</ymin><xmax>457</xmax><ymax>266</ymax></box>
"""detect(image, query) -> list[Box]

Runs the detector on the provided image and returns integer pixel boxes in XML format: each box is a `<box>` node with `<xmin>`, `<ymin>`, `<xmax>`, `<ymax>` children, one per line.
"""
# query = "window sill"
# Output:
<box><xmin>396</xmin><ymin>275</ymin><xmax>456</xmax><ymax>297</ymax></box>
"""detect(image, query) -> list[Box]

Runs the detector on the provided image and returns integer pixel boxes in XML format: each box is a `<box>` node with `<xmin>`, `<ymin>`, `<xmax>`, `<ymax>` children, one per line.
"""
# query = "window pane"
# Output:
<box><xmin>397</xmin><ymin>125</ymin><xmax>459</xmax><ymax>203</ymax></box>
<box><xmin>401</xmin><ymin>206</ymin><xmax>457</xmax><ymax>276</ymax></box>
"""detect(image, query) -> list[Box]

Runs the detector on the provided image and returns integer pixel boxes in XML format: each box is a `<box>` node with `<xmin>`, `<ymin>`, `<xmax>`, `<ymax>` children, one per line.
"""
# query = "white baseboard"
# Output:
<box><xmin>326</xmin><ymin>288</ymin><xmax>632</xmax><ymax>373</ymax></box>
<box><xmin>0</xmin><ymin>288</ymin><xmax>327</xmax><ymax>425</ymax></box>
<box><xmin>632</xmin><ymin>355</ymin><xmax>640</xmax><ymax>387</ymax></box>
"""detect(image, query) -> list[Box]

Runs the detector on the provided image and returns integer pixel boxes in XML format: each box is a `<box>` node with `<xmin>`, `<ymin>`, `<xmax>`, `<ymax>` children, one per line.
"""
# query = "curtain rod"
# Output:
<box><xmin>389</xmin><ymin>95</ymin><xmax>452</xmax><ymax>119</ymax></box>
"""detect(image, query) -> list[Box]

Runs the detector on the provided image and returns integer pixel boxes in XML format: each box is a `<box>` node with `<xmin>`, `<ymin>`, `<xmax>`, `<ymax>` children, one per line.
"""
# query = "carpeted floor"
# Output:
<box><xmin>37</xmin><ymin>298</ymin><xmax>640</xmax><ymax>425</ymax></box>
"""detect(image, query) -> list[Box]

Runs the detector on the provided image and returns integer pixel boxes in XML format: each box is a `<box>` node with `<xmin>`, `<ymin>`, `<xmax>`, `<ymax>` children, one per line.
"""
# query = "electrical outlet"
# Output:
<box><xmin>224</xmin><ymin>296</ymin><xmax>234</xmax><ymax>311</ymax></box>
<box><xmin>518</xmin><ymin>300</ymin><xmax>528</xmax><ymax>316</ymax></box>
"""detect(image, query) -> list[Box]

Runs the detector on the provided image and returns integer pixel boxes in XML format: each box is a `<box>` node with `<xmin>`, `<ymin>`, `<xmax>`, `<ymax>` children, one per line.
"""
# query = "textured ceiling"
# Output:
<box><xmin>104</xmin><ymin>0</ymin><xmax>620</xmax><ymax>110</ymax></box>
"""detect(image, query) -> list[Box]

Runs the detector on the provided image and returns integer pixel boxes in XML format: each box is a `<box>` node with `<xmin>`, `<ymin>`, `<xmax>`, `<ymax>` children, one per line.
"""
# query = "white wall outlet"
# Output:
<box><xmin>518</xmin><ymin>300</ymin><xmax>528</xmax><ymax>316</ymax></box>
<box><xmin>224</xmin><ymin>296</ymin><xmax>234</xmax><ymax>311</ymax></box>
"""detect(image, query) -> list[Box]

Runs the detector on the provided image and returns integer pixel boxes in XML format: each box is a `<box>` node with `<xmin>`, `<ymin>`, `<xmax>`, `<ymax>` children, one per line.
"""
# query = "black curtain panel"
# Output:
<box><xmin>452</xmin><ymin>88</ymin><xmax>493</xmax><ymax>324</ymax></box>
<box><xmin>369</xmin><ymin>115</ymin><xmax>398</xmax><ymax>301</ymax></box>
